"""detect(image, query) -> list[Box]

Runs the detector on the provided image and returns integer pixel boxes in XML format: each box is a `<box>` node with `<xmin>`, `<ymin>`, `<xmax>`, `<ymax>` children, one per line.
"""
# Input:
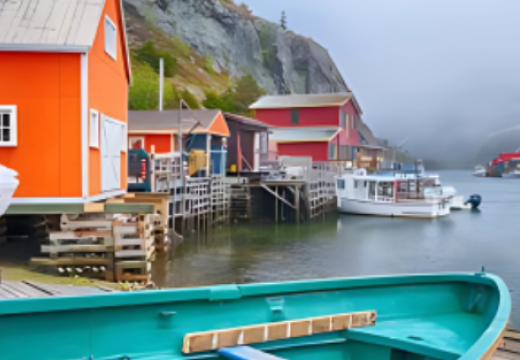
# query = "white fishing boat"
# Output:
<box><xmin>0</xmin><ymin>164</ymin><xmax>19</xmax><ymax>216</ymax></box>
<box><xmin>473</xmin><ymin>165</ymin><xmax>486</xmax><ymax>177</ymax></box>
<box><xmin>336</xmin><ymin>169</ymin><xmax>451</xmax><ymax>219</ymax></box>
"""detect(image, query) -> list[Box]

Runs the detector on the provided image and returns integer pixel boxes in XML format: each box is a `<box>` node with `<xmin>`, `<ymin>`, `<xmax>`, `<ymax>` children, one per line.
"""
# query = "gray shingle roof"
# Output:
<box><xmin>270</xmin><ymin>127</ymin><xmax>341</xmax><ymax>143</ymax></box>
<box><xmin>250</xmin><ymin>93</ymin><xmax>354</xmax><ymax>110</ymax></box>
<box><xmin>128</xmin><ymin>109</ymin><xmax>221</xmax><ymax>132</ymax></box>
<box><xmin>357</xmin><ymin>122</ymin><xmax>383</xmax><ymax>149</ymax></box>
<box><xmin>0</xmin><ymin>0</ymin><xmax>109</xmax><ymax>48</ymax></box>
<box><xmin>223</xmin><ymin>112</ymin><xmax>271</xmax><ymax>130</ymax></box>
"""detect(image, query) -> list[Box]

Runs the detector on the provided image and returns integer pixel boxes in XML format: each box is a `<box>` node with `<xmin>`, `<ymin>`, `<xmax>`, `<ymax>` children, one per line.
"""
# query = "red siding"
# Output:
<box><xmin>129</xmin><ymin>134</ymin><xmax>172</xmax><ymax>154</ymax></box>
<box><xmin>339</xmin><ymin>100</ymin><xmax>359</xmax><ymax>146</ymax></box>
<box><xmin>255</xmin><ymin>107</ymin><xmax>340</xmax><ymax>127</ymax></box>
<box><xmin>277</xmin><ymin>142</ymin><xmax>329</xmax><ymax>161</ymax></box>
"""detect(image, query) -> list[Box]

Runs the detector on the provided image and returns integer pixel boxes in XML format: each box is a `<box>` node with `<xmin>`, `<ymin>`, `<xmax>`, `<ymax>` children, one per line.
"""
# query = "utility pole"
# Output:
<box><xmin>159</xmin><ymin>58</ymin><xmax>164</xmax><ymax>111</ymax></box>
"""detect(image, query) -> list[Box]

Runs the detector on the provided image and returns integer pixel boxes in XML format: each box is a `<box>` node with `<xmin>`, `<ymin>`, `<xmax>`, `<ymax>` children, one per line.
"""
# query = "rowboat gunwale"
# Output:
<box><xmin>0</xmin><ymin>272</ymin><xmax>504</xmax><ymax>316</ymax></box>
<box><xmin>458</xmin><ymin>274</ymin><xmax>510</xmax><ymax>360</ymax></box>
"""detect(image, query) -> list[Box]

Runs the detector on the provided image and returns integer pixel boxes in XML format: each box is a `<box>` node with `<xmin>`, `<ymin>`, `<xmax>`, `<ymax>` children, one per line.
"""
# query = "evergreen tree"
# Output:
<box><xmin>281</xmin><ymin>11</ymin><xmax>287</xmax><ymax>30</ymax></box>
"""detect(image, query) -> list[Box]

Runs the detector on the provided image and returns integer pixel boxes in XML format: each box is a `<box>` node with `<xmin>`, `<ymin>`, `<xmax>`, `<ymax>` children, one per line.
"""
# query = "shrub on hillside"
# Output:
<box><xmin>179</xmin><ymin>89</ymin><xmax>200</xmax><ymax>109</ymax></box>
<box><xmin>136</xmin><ymin>40</ymin><xmax>177</xmax><ymax>77</ymax></box>
<box><xmin>234</xmin><ymin>74</ymin><xmax>265</xmax><ymax>113</ymax></box>
<box><xmin>203</xmin><ymin>90</ymin><xmax>236</xmax><ymax>112</ymax></box>
<box><xmin>171</xmin><ymin>37</ymin><xmax>191</xmax><ymax>58</ymax></box>
<box><xmin>204</xmin><ymin>55</ymin><xmax>215</xmax><ymax>74</ymax></box>
<box><xmin>129</xmin><ymin>60</ymin><xmax>178</xmax><ymax>110</ymax></box>
<box><xmin>203</xmin><ymin>74</ymin><xmax>265</xmax><ymax>115</ymax></box>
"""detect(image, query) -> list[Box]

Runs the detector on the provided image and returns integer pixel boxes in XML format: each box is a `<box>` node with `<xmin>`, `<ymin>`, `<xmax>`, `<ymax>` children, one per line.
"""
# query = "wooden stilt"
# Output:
<box><xmin>275</xmin><ymin>186</ymin><xmax>278</xmax><ymax>223</ymax></box>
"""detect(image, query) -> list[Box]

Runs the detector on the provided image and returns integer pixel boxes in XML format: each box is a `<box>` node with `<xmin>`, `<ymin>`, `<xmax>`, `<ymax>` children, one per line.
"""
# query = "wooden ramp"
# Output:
<box><xmin>493</xmin><ymin>328</ymin><xmax>520</xmax><ymax>359</ymax></box>
<box><xmin>0</xmin><ymin>280</ymin><xmax>115</xmax><ymax>299</ymax></box>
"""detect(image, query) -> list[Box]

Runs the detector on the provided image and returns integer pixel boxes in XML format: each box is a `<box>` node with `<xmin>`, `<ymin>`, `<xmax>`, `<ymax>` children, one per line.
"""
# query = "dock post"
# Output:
<box><xmin>275</xmin><ymin>186</ymin><xmax>278</xmax><ymax>223</ymax></box>
<box><xmin>295</xmin><ymin>185</ymin><xmax>300</xmax><ymax>224</ymax></box>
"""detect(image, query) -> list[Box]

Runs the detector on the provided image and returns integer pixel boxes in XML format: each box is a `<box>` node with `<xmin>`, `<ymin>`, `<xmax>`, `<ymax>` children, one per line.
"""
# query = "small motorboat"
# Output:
<box><xmin>0</xmin><ymin>164</ymin><xmax>18</xmax><ymax>216</ymax></box>
<box><xmin>0</xmin><ymin>273</ymin><xmax>510</xmax><ymax>360</ymax></box>
<box><xmin>473</xmin><ymin>165</ymin><xmax>487</xmax><ymax>177</ymax></box>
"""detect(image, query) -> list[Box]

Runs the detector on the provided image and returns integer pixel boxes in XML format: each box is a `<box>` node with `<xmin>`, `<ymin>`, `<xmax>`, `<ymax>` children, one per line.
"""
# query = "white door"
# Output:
<box><xmin>101</xmin><ymin>115</ymin><xmax>122</xmax><ymax>191</ymax></box>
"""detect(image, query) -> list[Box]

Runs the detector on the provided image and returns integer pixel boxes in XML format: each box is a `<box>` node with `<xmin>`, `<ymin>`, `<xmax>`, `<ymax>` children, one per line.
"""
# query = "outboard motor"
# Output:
<box><xmin>464</xmin><ymin>194</ymin><xmax>482</xmax><ymax>210</ymax></box>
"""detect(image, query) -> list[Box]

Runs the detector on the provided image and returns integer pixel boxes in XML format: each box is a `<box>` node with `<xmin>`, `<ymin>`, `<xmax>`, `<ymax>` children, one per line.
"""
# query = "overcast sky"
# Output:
<box><xmin>242</xmin><ymin>0</ymin><xmax>520</xmax><ymax>165</ymax></box>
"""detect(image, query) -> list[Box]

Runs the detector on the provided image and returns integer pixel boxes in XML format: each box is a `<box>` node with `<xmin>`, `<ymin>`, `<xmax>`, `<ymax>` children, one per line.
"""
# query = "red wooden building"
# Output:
<box><xmin>250</xmin><ymin>94</ymin><xmax>382</xmax><ymax>168</ymax></box>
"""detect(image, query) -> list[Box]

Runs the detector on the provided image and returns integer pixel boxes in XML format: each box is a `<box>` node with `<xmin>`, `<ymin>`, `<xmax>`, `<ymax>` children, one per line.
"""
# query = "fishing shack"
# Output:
<box><xmin>0</xmin><ymin>0</ymin><xmax>167</xmax><ymax>284</ymax></box>
<box><xmin>223</xmin><ymin>112</ymin><xmax>272</xmax><ymax>173</ymax></box>
<box><xmin>250</xmin><ymin>93</ymin><xmax>384</xmax><ymax>169</ymax></box>
<box><xmin>0</xmin><ymin>0</ymin><xmax>131</xmax><ymax>203</ymax></box>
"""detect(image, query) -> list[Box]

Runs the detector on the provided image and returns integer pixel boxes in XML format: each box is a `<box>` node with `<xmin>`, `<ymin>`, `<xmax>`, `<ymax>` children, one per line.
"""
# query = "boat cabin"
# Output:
<box><xmin>337</xmin><ymin>174</ymin><xmax>442</xmax><ymax>203</ymax></box>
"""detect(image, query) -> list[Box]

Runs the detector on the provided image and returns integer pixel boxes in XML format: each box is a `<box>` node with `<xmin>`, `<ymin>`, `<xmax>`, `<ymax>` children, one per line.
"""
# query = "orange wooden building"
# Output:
<box><xmin>128</xmin><ymin>110</ymin><xmax>230</xmax><ymax>154</ymax></box>
<box><xmin>0</xmin><ymin>0</ymin><xmax>131</xmax><ymax>204</ymax></box>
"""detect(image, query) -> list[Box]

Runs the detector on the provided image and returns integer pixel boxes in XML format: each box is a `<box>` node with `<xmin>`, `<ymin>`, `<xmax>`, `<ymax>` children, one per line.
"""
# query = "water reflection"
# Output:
<box><xmin>152</xmin><ymin>171</ymin><xmax>520</xmax><ymax>325</ymax></box>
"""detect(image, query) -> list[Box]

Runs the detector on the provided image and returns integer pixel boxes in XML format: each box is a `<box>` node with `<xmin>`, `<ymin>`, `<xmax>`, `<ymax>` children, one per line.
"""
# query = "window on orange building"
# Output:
<box><xmin>129</xmin><ymin>137</ymin><xmax>144</xmax><ymax>150</ymax></box>
<box><xmin>90</xmin><ymin>109</ymin><xmax>99</xmax><ymax>148</ymax></box>
<box><xmin>105</xmin><ymin>16</ymin><xmax>117</xmax><ymax>61</ymax></box>
<box><xmin>0</xmin><ymin>106</ymin><xmax>17</xmax><ymax>147</ymax></box>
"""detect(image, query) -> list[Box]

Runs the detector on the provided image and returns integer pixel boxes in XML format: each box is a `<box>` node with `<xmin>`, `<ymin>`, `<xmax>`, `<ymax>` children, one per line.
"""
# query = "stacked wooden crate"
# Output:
<box><xmin>122</xmin><ymin>193</ymin><xmax>170</xmax><ymax>253</ymax></box>
<box><xmin>35</xmin><ymin>214</ymin><xmax>116</xmax><ymax>281</ymax></box>
<box><xmin>113</xmin><ymin>214</ymin><xmax>155</xmax><ymax>282</ymax></box>
<box><xmin>31</xmin><ymin>211</ymin><xmax>157</xmax><ymax>283</ymax></box>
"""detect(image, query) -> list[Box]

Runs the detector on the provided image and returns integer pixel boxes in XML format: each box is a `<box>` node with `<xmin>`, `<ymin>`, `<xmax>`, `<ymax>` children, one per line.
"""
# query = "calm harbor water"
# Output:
<box><xmin>153</xmin><ymin>170</ymin><xmax>520</xmax><ymax>325</ymax></box>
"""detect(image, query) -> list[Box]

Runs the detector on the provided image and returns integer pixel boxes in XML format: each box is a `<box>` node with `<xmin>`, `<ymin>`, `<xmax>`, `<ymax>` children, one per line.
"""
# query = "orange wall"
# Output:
<box><xmin>0</xmin><ymin>53</ymin><xmax>81</xmax><ymax>198</ymax></box>
<box><xmin>88</xmin><ymin>0</ymin><xmax>129</xmax><ymax>196</ymax></box>
<box><xmin>129</xmin><ymin>134</ymin><xmax>173</xmax><ymax>154</ymax></box>
<box><xmin>209</xmin><ymin>113</ymin><xmax>230</xmax><ymax>137</ymax></box>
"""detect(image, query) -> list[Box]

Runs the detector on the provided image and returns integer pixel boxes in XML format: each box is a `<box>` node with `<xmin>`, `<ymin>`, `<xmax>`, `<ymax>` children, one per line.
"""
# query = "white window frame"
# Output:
<box><xmin>0</xmin><ymin>105</ymin><xmax>17</xmax><ymax>147</ymax></box>
<box><xmin>129</xmin><ymin>136</ymin><xmax>145</xmax><ymax>150</ymax></box>
<box><xmin>120</xmin><ymin>122</ymin><xmax>127</xmax><ymax>152</ymax></box>
<box><xmin>104</xmin><ymin>15</ymin><xmax>117</xmax><ymax>61</ymax></box>
<box><xmin>89</xmin><ymin>109</ymin><xmax>100</xmax><ymax>148</ymax></box>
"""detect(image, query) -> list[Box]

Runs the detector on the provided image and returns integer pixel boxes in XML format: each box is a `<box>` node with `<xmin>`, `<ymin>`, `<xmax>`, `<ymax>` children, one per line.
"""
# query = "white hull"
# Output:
<box><xmin>0</xmin><ymin>183</ymin><xmax>17</xmax><ymax>216</ymax></box>
<box><xmin>0</xmin><ymin>165</ymin><xmax>19</xmax><ymax>216</ymax></box>
<box><xmin>337</xmin><ymin>198</ymin><xmax>450</xmax><ymax>219</ymax></box>
<box><xmin>450</xmin><ymin>196</ymin><xmax>471</xmax><ymax>210</ymax></box>
<box><xmin>502</xmin><ymin>172</ymin><xmax>520</xmax><ymax>179</ymax></box>
<box><xmin>473</xmin><ymin>171</ymin><xmax>486</xmax><ymax>177</ymax></box>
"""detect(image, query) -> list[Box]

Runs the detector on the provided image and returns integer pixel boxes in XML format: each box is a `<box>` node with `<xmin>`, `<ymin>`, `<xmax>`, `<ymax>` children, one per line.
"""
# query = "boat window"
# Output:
<box><xmin>378</xmin><ymin>182</ymin><xmax>394</xmax><ymax>198</ymax></box>
<box><xmin>368</xmin><ymin>181</ymin><xmax>376</xmax><ymax>199</ymax></box>
<box><xmin>337</xmin><ymin>179</ymin><xmax>345</xmax><ymax>190</ymax></box>
<box><xmin>354</xmin><ymin>180</ymin><xmax>358</xmax><ymax>188</ymax></box>
<box><xmin>364</xmin><ymin>181</ymin><xmax>367</xmax><ymax>187</ymax></box>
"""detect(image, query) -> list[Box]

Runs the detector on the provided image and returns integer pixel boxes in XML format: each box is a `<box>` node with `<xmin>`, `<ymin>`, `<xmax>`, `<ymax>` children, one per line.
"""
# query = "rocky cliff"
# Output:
<box><xmin>123</xmin><ymin>0</ymin><xmax>349</xmax><ymax>96</ymax></box>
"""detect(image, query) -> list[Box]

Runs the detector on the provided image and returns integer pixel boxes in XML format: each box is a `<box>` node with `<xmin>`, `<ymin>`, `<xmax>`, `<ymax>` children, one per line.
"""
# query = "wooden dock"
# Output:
<box><xmin>494</xmin><ymin>328</ymin><xmax>520</xmax><ymax>359</ymax></box>
<box><xmin>0</xmin><ymin>280</ymin><xmax>115</xmax><ymax>299</ymax></box>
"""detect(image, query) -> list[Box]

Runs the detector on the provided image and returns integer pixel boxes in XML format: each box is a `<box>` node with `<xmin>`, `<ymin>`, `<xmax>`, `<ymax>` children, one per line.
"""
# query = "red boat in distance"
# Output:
<box><xmin>487</xmin><ymin>151</ymin><xmax>520</xmax><ymax>177</ymax></box>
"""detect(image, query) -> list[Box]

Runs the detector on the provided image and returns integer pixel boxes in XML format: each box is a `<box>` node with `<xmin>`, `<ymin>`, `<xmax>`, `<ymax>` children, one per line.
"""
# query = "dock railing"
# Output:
<box><xmin>151</xmin><ymin>152</ymin><xmax>184</xmax><ymax>193</ymax></box>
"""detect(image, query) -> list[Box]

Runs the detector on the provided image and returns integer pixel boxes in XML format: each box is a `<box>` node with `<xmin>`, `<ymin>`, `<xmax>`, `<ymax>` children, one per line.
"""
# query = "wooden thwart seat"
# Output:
<box><xmin>182</xmin><ymin>310</ymin><xmax>376</xmax><ymax>354</ymax></box>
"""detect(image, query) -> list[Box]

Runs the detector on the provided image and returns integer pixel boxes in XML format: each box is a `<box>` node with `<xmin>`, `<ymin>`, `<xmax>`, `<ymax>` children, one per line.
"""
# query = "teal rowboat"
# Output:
<box><xmin>0</xmin><ymin>273</ymin><xmax>510</xmax><ymax>360</ymax></box>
